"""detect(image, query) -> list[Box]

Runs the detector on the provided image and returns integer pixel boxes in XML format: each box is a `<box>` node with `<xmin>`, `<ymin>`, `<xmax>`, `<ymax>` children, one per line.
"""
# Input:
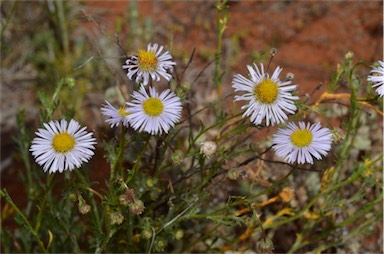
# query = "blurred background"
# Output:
<box><xmin>1</xmin><ymin>0</ymin><xmax>383</xmax><ymax>252</ymax></box>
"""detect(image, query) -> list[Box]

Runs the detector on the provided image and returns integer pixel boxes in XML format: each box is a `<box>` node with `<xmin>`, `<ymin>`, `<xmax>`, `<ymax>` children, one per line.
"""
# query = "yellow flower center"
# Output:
<box><xmin>52</xmin><ymin>132</ymin><xmax>75</xmax><ymax>153</ymax></box>
<box><xmin>118</xmin><ymin>106</ymin><xmax>129</xmax><ymax>117</ymax></box>
<box><xmin>290</xmin><ymin>129</ymin><xmax>313</xmax><ymax>147</ymax></box>
<box><xmin>138</xmin><ymin>49</ymin><xmax>158</xmax><ymax>71</ymax></box>
<box><xmin>142</xmin><ymin>98</ymin><xmax>164</xmax><ymax>116</ymax></box>
<box><xmin>254</xmin><ymin>78</ymin><xmax>279</xmax><ymax>104</ymax></box>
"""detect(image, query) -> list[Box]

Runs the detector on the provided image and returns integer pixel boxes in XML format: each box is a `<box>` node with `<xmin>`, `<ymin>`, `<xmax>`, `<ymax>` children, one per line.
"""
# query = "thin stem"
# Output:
<box><xmin>0</xmin><ymin>190</ymin><xmax>47</xmax><ymax>253</ymax></box>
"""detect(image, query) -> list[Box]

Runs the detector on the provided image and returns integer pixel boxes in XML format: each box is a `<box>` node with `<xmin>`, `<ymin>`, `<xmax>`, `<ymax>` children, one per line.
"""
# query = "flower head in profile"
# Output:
<box><xmin>126</xmin><ymin>85</ymin><xmax>182</xmax><ymax>135</ymax></box>
<box><xmin>101</xmin><ymin>100</ymin><xmax>130</xmax><ymax>128</ymax></box>
<box><xmin>232</xmin><ymin>63</ymin><xmax>299</xmax><ymax>126</ymax></box>
<box><xmin>367</xmin><ymin>60</ymin><xmax>384</xmax><ymax>97</ymax></box>
<box><xmin>123</xmin><ymin>43</ymin><xmax>176</xmax><ymax>86</ymax></box>
<box><xmin>272</xmin><ymin>122</ymin><xmax>332</xmax><ymax>164</ymax></box>
<box><xmin>30</xmin><ymin>119</ymin><xmax>96</xmax><ymax>173</ymax></box>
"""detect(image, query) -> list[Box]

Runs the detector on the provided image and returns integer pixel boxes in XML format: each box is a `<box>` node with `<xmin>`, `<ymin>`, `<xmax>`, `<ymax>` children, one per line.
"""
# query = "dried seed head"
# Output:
<box><xmin>257</xmin><ymin>238</ymin><xmax>274</xmax><ymax>253</ymax></box>
<box><xmin>110</xmin><ymin>211</ymin><xmax>124</xmax><ymax>225</ymax></box>
<box><xmin>270</xmin><ymin>48</ymin><xmax>278</xmax><ymax>56</ymax></box>
<box><xmin>200</xmin><ymin>141</ymin><xmax>218</xmax><ymax>157</ymax></box>
<box><xmin>119</xmin><ymin>188</ymin><xmax>136</xmax><ymax>206</ymax></box>
<box><xmin>130</xmin><ymin>199</ymin><xmax>145</xmax><ymax>215</ymax></box>
<box><xmin>279</xmin><ymin>187</ymin><xmax>295</xmax><ymax>203</ymax></box>
<box><xmin>286</xmin><ymin>72</ymin><xmax>295</xmax><ymax>81</ymax></box>
<box><xmin>78</xmin><ymin>204</ymin><xmax>91</xmax><ymax>215</ymax></box>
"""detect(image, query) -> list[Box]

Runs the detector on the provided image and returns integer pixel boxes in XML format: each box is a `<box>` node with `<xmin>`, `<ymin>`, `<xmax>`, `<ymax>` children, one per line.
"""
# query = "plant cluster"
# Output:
<box><xmin>1</xmin><ymin>1</ymin><xmax>383</xmax><ymax>253</ymax></box>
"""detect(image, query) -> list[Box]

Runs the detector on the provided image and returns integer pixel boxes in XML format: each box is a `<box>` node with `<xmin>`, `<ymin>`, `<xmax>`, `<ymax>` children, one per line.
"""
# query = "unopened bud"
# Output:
<box><xmin>171</xmin><ymin>150</ymin><xmax>184</xmax><ymax>165</ymax></box>
<box><xmin>227</xmin><ymin>169</ymin><xmax>240</xmax><ymax>180</ymax></box>
<box><xmin>146</xmin><ymin>178</ymin><xmax>155</xmax><ymax>188</ymax></box>
<box><xmin>174</xmin><ymin>229</ymin><xmax>184</xmax><ymax>240</ymax></box>
<box><xmin>154</xmin><ymin>238</ymin><xmax>167</xmax><ymax>252</ymax></box>
<box><xmin>200</xmin><ymin>141</ymin><xmax>217</xmax><ymax>157</ymax></box>
<box><xmin>69</xmin><ymin>193</ymin><xmax>77</xmax><ymax>202</ymax></box>
<box><xmin>181</xmin><ymin>82</ymin><xmax>191</xmax><ymax>92</ymax></box>
<box><xmin>63</xmin><ymin>77</ymin><xmax>76</xmax><ymax>89</ymax></box>
<box><xmin>142</xmin><ymin>229</ymin><xmax>152</xmax><ymax>239</ymax></box>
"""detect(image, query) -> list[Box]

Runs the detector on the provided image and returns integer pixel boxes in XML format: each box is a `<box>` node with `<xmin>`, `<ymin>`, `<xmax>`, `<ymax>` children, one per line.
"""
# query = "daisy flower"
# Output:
<box><xmin>367</xmin><ymin>60</ymin><xmax>384</xmax><ymax>97</ymax></box>
<box><xmin>126</xmin><ymin>85</ymin><xmax>182</xmax><ymax>135</ymax></box>
<box><xmin>30</xmin><ymin>119</ymin><xmax>96</xmax><ymax>173</ymax></box>
<box><xmin>122</xmin><ymin>43</ymin><xmax>176</xmax><ymax>86</ymax></box>
<box><xmin>272</xmin><ymin>122</ymin><xmax>332</xmax><ymax>164</ymax></box>
<box><xmin>101</xmin><ymin>100</ymin><xmax>130</xmax><ymax>128</ymax></box>
<box><xmin>232</xmin><ymin>63</ymin><xmax>299</xmax><ymax>126</ymax></box>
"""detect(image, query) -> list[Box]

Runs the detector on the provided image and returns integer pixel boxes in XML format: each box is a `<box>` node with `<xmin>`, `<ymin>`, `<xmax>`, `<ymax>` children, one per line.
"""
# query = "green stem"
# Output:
<box><xmin>129</xmin><ymin>139</ymin><xmax>150</xmax><ymax>182</ymax></box>
<box><xmin>75</xmin><ymin>169</ymin><xmax>102</xmax><ymax>252</ymax></box>
<box><xmin>0</xmin><ymin>1</ymin><xmax>17</xmax><ymax>41</ymax></box>
<box><xmin>0</xmin><ymin>189</ymin><xmax>47</xmax><ymax>253</ymax></box>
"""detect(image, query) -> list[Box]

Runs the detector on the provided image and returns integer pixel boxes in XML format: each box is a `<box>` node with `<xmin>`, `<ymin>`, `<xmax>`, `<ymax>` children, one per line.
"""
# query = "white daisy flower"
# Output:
<box><xmin>367</xmin><ymin>60</ymin><xmax>384</xmax><ymax>97</ymax></box>
<box><xmin>232</xmin><ymin>63</ymin><xmax>299</xmax><ymax>126</ymax></box>
<box><xmin>126</xmin><ymin>85</ymin><xmax>182</xmax><ymax>135</ymax></box>
<box><xmin>30</xmin><ymin>119</ymin><xmax>96</xmax><ymax>173</ymax></box>
<box><xmin>101</xmin><ymin>100</ymin><xmax>130</xmax><ymax>128</ymax></box>
<box><xmin>272</xmin><ymin>122</ymin><xmax>332</xmax><ymax>164</ymax></box>
<box><xmin>122</xmin><ymin>43</ymin><xmax>176</xmax><ymax>86</ymax></box>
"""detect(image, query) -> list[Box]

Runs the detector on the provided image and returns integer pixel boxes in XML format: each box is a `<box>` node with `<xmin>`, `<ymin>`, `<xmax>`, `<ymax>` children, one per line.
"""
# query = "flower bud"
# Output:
<box><xmin>154</xmin><ymin>238</ymin><xmax>167</xmax><ymax>252</ymax></box>
<box><xmin>171</xmin><ymin>150</ymin><xmax>184</xmax><ymax>165</ymax></box>
<box><xmin>141</xmin><ymin>229</ymin><xmax>152</xmax><ymax>240</ymax></box>
<box><xmin>227</xmin><ymin>169</ymin><xmax>240</xmax><ymax>180</ymax></box>
<box><xmin>68</xmin><ymin>193</ymin><xmax>77</xmax><ymax>202</ymax></box>
<box><xmin>200</xmin><ymin>141</ymin><xmax>217</xmax><ymax>157</ymax></box>
<box><xmin>146</xmin><ymin>178</ymin><xmax>155</xmax><ymax>188</ymax></box>
<box><xmin>174</xmin><ymin>229</ymin><xmax>184</xmax><ymax>240</ymax></box>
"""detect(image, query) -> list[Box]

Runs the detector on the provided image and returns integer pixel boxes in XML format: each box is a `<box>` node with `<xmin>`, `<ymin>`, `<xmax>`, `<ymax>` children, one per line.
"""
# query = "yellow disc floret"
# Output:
<box><xmin>118</xmin><ymin>106</ymin><xmax>129</xmax><ymax>117</ymax></box>
<box><xmin>138</xmin><ymin>49</ymin><xmax>158</xmax><ymax>71</ymax></box>
<box><xmin>254</xmin><ymin>78</ymin><xmax>279</xmax><ymax>104</ymax></box>
<box><xmin>52</xmin><ymin>132</ymin><xmax>75</xmax><ymax>153</ymax></box>
<box><xmin>143</xmin><ymin>98</ymin><xmax>164</xmax><ymax>116</ymax></box>
<box><xmin>290</xmin><ymin>129</ymin><xmax>313</xmax><ymax>147</ymax></box>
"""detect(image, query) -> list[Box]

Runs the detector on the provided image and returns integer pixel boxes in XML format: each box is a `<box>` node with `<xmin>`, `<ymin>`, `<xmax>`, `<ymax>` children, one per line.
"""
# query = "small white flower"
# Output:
<box><xmin>367</xmin><ymin>60</ymin><xmax>384</xmax><ymax>97</ymax></box>
<box><xmin>123</xmin><ymin>43</ymin><xmax>176</xmax><ymax>86</ymax></box>
<box><xmin>30</xmin><ymin>119</ymin><xmax>96</xmax><ymax>173</ymax></box>
<box><xmin>272</xmin><ymin>122</ymin><xmax>332</xmax><ymax>164</ymax></box>
<box><xmin>126</xmin><ymin>85</ymin><xmax>182</xmax><ymax>135</ymax></box>
<box><xmin>232</xmin><ymin>63</ymin><xmax>299</xmax><ymax>126</ymax></box>
<box><xmin>200</xmin><ymin>141</ymin><xmax>217</xmax><ymax>157</ymax></box>
<box><xmin>101</xmin><ymin>100</ymin><xmax>130</xmax><ymax>128</ymax></box>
